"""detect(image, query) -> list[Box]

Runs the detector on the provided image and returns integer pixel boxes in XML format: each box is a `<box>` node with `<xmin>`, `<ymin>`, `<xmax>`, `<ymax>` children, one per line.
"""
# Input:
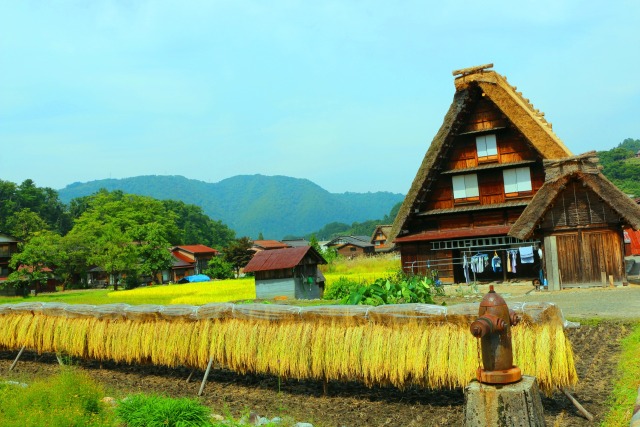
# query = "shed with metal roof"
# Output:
<box><xmin>244</xmin><ymin>246</ymin><xmax>327</xmax><ymax>299</ymax></box>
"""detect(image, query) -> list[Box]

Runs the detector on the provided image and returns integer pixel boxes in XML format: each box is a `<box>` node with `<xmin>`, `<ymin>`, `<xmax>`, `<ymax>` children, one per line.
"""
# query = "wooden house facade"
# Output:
<box><xmin>509</xmin><ymin>152</ymin><xmax>640</xmax><ymax>288</ymax></box>
<box><xmin>243</xmin><ymin>246</ymin><xmax>327</xmax><ymax>299</ymax></box>
<box><xmin>326</xmin><ymin>236</ymin><xmax>375</xmax><ymax>258</ymax></box>
<box><xmin>169</xmin><ymin>245</ymin><xmax>219</xmax><ymax>282</ymax></box>
<box><xmin>371</xmin><ymin>225</ymin><xmax>393</xmax><ymax>253</ymax></box>
<box><xmin>389</xmin><ymin>64</ymin><xmax>573</xmax><ymax>284</ymax></box>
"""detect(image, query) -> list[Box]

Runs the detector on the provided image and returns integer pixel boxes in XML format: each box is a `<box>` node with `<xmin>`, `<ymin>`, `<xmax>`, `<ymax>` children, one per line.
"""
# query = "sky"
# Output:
<box><xmin>1</xmin><ymin>1</ymin><xmax>639</xmax><ymax>195</ymax></box>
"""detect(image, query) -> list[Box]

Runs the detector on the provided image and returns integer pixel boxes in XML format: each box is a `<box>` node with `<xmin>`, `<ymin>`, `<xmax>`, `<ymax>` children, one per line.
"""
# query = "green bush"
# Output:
<box><xmin>322</xmin><ymin>276</ymin><xmax>363</xmax><ymax>300</ymax></box>
<box><xmin>204</xmin><ymin>257</ymin><xmax>235</xmax><ymax>280</ymax></box>
<box><xmin>0</xmin><ymin>368</ymin><xmax>114</xmax><ymax>427</ymax></box>
<box><xmin>340</xmin><ymin>273</ymin><xmax>444</xmax><ymax>306</ymax></box>
<box><xmin>116</xmin><ymin>394</ymin><xmax>213</xmax><ymax>427</ymax></box>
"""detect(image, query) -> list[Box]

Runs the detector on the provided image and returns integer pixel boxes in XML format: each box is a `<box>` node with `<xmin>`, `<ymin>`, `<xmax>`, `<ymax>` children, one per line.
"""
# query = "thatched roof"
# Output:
<box><xmin>508</xmin><ymin>152</ymin><xmax>640</xmax><ymax>239</ymax></box>
<box><xmin>388</xmin><ymin>65</ymin><xmax>573</xmax><ymax>247</ymax></box>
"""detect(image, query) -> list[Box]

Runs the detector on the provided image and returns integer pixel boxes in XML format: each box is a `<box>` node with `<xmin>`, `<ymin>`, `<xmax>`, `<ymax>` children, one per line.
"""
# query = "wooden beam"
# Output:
<box><xmin>452</xmin><ymin>63</ymin><xmax>494</xmax><ymax>77</ymax></box>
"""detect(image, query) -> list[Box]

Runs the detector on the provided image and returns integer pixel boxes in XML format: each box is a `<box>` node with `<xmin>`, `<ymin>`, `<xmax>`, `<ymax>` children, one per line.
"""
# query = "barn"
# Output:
<box><xmin>243</xmin><ymin>246</ymin><xmax>327</xmax><ymax>299</ymax></box>
<box><xmin>509</xmin><ymin>152</ymin><xmax>640</xmax><ymax>288</ymax></box>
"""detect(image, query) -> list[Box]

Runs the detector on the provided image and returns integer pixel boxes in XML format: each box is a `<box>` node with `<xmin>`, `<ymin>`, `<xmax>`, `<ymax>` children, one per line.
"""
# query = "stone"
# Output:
<box><xmin>293</xmin><ymin>423</ymin><xmax>314</xmax><ymax>427</ymax></box>
<box><xmin>464</xmin><ymin>376</ymin><xmax>545</xmax><ymax>427</ymax></box>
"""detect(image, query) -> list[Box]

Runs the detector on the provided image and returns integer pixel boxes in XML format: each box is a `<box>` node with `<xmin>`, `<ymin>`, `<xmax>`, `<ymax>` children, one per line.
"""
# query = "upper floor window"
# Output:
<box><xmin>503</xmin><ymin>167</ymin><xmax>532</xmax><ymax>196</ymax></box>
<box><xmin>452</xmin><ymin>174</ymin><xmax>479</xmax><ymax>202</ymax></box>
<box><xmin>476</xmin><ymin>134</ymin><xmax>498</xmax><ymax>162</ymax></box>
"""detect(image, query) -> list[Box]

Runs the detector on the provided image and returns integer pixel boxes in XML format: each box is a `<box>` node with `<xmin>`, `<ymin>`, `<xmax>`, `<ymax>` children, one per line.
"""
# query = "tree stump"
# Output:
<box><xmin>464</xmin><ymin>376</ymin><xmax>545</xmax><ymax>427</ymax></box>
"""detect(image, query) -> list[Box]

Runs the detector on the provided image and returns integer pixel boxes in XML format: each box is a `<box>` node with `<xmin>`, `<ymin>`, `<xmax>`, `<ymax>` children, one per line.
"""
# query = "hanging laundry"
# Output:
<box><xmin>470</xmin><ymin>253</ymin><xmax>489</xmax><ymax>273</ymax></box>
<box><xmin>509</xmin><ymin>249</ymin><xmax>518</xmax><ymax>273</ymax></box>
<box><xmin>506</xmin><ymin>251</ymin><xmax>512</xmax><ymax>273</ymax></box>
<box><xmin>519</xmin><ymin>246</ymin><xmax>534</xmax><ymax>264</ymax></box>
<box><xmin>463</xmin><ymin>253</ymin><xmax>470</xmax><ymax>284</ymax></box>
<box><xmin>492</xmin><ymin>252</ymin><xmax>502</xmax><ymax>273</ymax></box>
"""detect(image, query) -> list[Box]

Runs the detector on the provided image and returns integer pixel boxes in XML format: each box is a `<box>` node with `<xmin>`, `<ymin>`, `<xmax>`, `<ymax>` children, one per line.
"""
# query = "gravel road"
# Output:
<box><xmin>452</xmin><ymin>282</ymin><xmax>640</xmax><ymax>320</ymax></box>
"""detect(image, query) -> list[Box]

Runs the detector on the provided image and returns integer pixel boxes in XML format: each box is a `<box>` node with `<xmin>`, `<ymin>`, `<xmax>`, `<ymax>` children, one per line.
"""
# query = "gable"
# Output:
<box><xmin>389</xmin><ymin>65</ymin><xmax>573</xmax><ymax>245</ymax></box>
<box><xmin>509</xmin><ymin>152</ymin><xmax>640</xmax><ymax>239</ymax></box>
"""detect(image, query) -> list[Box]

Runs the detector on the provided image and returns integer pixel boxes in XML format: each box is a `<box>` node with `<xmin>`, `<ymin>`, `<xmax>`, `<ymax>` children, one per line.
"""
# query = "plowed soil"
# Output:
<box><xmin>0</xmin><ymin>321</ymin><xmax>631</xmax><ymax>427</ymax></box>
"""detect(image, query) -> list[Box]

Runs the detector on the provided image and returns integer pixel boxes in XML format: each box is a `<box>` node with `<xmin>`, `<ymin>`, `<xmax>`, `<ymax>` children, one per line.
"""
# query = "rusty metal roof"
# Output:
<box><xmin>252</xmin><ymin>240</ymin><xmax>290</xmax><ymax>250</ymax></box>
<box><xmin>172</xmin><ymin>245</ymin><xmax>218</xmax><ymax>254</ymax></box>
<box><xmin>244</xmin><ymin>246</ymin><xmax>326</xmax><ymax>273</ymax></box>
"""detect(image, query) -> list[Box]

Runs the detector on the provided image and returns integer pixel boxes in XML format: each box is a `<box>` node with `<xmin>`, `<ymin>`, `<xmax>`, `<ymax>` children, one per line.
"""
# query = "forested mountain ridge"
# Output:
<box><xmin>59</xmin><ymin>175</ymin><xmax>405</xmax><ymax>239</ymax></box>
<box><xmin>597</xmin><ymin>138</ymin><xmax>640</xmax><ymax>197</ymax></box>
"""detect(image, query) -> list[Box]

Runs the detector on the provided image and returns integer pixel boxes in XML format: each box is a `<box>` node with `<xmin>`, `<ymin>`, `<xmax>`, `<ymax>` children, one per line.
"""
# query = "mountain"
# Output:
<box><xmin>598</xmin><ymin>138</ymin><xmax>640</xmax><ymax>197</ymax></box>
<box><xmin>58</xmin><ymin>175</ymin><xmax>405</xmax><ymax>239</ymax></box>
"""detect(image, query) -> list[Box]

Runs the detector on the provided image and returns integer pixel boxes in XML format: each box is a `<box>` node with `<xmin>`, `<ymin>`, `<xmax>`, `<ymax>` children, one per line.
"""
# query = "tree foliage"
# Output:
<box><xmin>223</xmin><ymin>237</ymin><xmax>254</xmax><ymax>277</ymax></box>
<box><xmin>0</xmin><ymin>179</ymin><xmax>71</xmax><ymax>236</ymax></box>
<box><xmin>5</xmin><ymin>231</ymin><xmax>64</xmax><ymax>293</ymax></box>
<box><xmin>598</xmin><ymin>138</ymin><xmax>640</xmax><ymax>197</ymax></box>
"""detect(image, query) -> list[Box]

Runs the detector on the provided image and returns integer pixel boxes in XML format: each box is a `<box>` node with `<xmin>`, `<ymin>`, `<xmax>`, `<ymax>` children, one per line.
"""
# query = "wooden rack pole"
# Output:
<box><xmin>562</xmin><ymin>388</ymin><xmax>594</xmax><ymax>421</ymax></box>
<box><xmin>198</xmin><ymin>356</ymin><xmax>214</xmax><ymax>396</ymax></box>
<box><xmin>186</xmin><ymin>369</ymin><xmax>195</xmax><ymax>383</ymax></box>
<box><xmin>9</xmin><ymin>346</ymin><xmax>26</xmax><ymax>371</ymax></box>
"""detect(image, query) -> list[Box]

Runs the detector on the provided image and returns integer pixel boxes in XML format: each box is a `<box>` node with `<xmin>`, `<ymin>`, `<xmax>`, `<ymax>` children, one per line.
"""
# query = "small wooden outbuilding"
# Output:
<box><xmin>243</xmin><ymin>246</ymin><xmax>327</xmax><ymax>299</ymax></box>
<box><xmin>509</xmin><ymin>152</ymin><xmax>640</xmax><ymax>288</ymax></box>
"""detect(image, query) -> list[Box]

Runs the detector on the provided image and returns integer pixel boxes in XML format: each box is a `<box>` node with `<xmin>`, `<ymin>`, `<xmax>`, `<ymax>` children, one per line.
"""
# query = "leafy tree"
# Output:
<box><xmin>5</xmin><ymin>209</ymin><xmax>49</xmax><ymax>243</ymax></box>
<box><xmin>223</xmin><ymin>237</ymin><xmax>254</xmax><ymax>277</ymax></box>
<box><xmin>257</xmin><ymin>232</ymin><xmax>264</xmax><ymax>240</ymax></box>
<box><xmin>203</xmin><ymin>257</ymin><xmax>235</xmax><ymax>280</ymax></box>
<box><xmin>131</xmin><ymin>223</ymin><xmax>175</xmax><ymax>284</ymax></box>
<box><xmin>88</xmin><ymin>223</ymin><xmax>137</xmax><ymax>291</ymax></box>
<box><xmin>58</xmin><ymin>231</ymin><xmax>93</xmax><ymax>289</ymax></box>
<box><xmin>0</xmin><ymin>179</ymin><xmax>71</xmax><ymax>235</ymax></box>
<box><xmin>6</xmin><ymin>231</ymin><xmax>64</xmax><ymax>295</ymax></box>
<box><xmin>161</xmin><ymin>200</ymin><xmax>235</xmax><ymax>248</ymax></box>
<box><xmin>309</xmin><ymin>234</ymin><xmax>321</xmax><ymax>253</ymax></box>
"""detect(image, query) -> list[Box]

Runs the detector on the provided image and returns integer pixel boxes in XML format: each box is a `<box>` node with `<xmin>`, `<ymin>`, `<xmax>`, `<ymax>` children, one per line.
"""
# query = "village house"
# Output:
<box><xmin>169</xmin><ymin>244</ymin><xmax>219</xmax><ymax>282</ymax></box>
<box><xmin>243</xmin><ymin>246</ymin><xmax>326</xmax><ymax>299</ymax></box>
<box><xmin>325</xmin><ymin>235</ymin><xmax>374</xmax><ymax>258</ymax></box>
<box><xmin>389</xmin><ymin>64</ymin><xmax>640</xmax><ymax>288</ymax></box>
<box><xmin>370</xmin><ymin>225</ymin><xmax>393</xmax><ymax>253</ymax></box>
<box><xmin>251</xmin><ymin>240</ymin><xmax>291</xmax><ymax>252</ymax></box>
<box><xmin>0</xmin><ymin>232</ymin><xmax>19</xmax><ymax>284</ymax></box>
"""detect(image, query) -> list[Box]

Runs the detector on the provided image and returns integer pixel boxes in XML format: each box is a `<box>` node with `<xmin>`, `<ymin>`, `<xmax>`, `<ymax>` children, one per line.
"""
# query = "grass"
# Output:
<box><xmin>0</xmin><ymin>368</ymin><xmax>116</xmax><ymax>427</ymax></box>
<box><xmin>601</xmin><ymin>321</ymin><xmax>640</xmax><ymax>426</ymax></box>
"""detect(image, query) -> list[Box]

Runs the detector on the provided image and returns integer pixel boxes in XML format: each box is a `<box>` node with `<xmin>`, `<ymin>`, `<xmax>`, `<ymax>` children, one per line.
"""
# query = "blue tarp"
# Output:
<box><xmin>178</xmin><ymin>274</ymin><xmax>211</xmax><ymax>284</ymax></box>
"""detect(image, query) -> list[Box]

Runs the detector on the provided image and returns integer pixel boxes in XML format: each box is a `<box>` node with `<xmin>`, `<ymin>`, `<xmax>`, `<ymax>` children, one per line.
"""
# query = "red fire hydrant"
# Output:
<box><xmin>469</xmin><ymin>285</ymin><xmax>522</xmax><ymax>384</ymax></box>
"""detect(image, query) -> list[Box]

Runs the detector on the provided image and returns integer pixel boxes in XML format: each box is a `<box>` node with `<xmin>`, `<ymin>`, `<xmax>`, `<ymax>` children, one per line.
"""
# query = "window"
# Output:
<box><xmin>476</xmin><ymin>134</ymin><xmax>498</xmax><ymax>159</ymax></box>
<box><xmin>452</xmin><ymin>174</ymin><xmax>479</xmax><ymax>200</ymax></box>
<box><xmin>503</xmin><ymin>167</ymin><xmax>532</xmax><ymax>195</ymax></box>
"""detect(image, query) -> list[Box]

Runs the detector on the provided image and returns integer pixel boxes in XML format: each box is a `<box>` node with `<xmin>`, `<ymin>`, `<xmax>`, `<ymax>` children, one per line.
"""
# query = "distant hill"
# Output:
<box><xmin>58</xmin><ymin>175</ymin><xmax>405</xmax><ymax>239</ymax></box>
<box><xmin>598</xmin><ymin>138</ymin><xmax>640</xmax><ymax>197</ymax></box>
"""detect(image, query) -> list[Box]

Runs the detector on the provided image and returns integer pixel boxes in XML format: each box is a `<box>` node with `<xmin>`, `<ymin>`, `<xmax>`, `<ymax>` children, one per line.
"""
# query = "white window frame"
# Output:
<box><xmin>475</xmin><ymin>134</ymin><xmax>498</xmax><ymax>157</ymax></box>
<box><xmin>502</xmin><ymin>167</ymin><xmax>532</xmax><ymax>194</ymax></box>
<box><xmin>452</xmin><ymin>174</ymin><xmax>479</xmax><ymax>199</ymax></box>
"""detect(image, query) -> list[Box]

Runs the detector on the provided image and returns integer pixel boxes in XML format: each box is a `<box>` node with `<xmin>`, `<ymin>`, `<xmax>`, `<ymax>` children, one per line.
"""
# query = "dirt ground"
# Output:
<box><xmin>1</xmin><ymin>286</ymin><xmax>637</xmax><ymax>426</ymax></box>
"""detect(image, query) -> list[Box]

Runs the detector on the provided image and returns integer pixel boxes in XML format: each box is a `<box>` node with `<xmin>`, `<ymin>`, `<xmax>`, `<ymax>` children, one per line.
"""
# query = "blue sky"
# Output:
<box><xmin>1</xmin><ymin>1</ymin><xmax>638</xmax><ymax>194</ymax></box>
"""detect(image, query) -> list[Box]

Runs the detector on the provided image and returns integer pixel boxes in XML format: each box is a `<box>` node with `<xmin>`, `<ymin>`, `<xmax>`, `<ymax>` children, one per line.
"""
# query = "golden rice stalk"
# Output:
<box><xmin>86</xmin><ymin>318</ymin><xmax>109</xmax><ymax>360</ymax></box>
<box><xmin>533</xmin><ymin>324</ymin><xmax>552</xmax><ymax>393</ymax></box>
<box><xmin>427</xmin><ymin>323</ymin><xmax>451</xmax><ymax>389</ymax></box>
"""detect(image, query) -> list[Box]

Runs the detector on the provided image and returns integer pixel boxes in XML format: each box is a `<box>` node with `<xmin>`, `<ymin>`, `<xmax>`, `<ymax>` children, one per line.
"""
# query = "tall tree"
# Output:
<box><xmin>223</xmin><ymin>237</ymin><xmax>254</xmax><ymax>277</ymax></box>
<box><xmin>6</xmin><ymin>231</ymin><xmax>64</xmax><ymax>294</ymax></box>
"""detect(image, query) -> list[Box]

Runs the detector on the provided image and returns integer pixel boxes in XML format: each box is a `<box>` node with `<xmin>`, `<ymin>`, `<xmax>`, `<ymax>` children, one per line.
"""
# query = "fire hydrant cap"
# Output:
<box><xmin>479</xmin><ymin>285</ymin><xmax>507</xmax><ymax>308</ymax></box>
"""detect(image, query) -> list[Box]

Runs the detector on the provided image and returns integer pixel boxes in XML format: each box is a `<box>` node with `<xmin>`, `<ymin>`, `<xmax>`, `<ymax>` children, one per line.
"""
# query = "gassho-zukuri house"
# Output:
<box><xmin>388</xmin><ymin>63</ymin><xmax>640</xmax><ymax>289</ymax></box>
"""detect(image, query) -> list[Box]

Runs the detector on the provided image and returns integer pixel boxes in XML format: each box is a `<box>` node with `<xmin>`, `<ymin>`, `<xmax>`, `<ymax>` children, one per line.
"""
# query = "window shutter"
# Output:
<box><xmin>465</xmin><ymin>174</ymin><xmax>479</xmax><ymax>197</ymax></box>
<box><xmin>503</xmin><ymin>169</ymin><xmax>517</xmax><ymax>193</ymax></box>
<box><xmin>484</xmin><ymin>134</ymin><xmax>497</xmax><ymax>156</ymax></box>
<box><xmin>452</xmin><ymin>175</ymin><xmax>467</xmax><ymax>199</ymax></box>
<box><xmin>516</xmin><ymin>167</ymin><xmax>532</xmax><ymax>191</ymax></box>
